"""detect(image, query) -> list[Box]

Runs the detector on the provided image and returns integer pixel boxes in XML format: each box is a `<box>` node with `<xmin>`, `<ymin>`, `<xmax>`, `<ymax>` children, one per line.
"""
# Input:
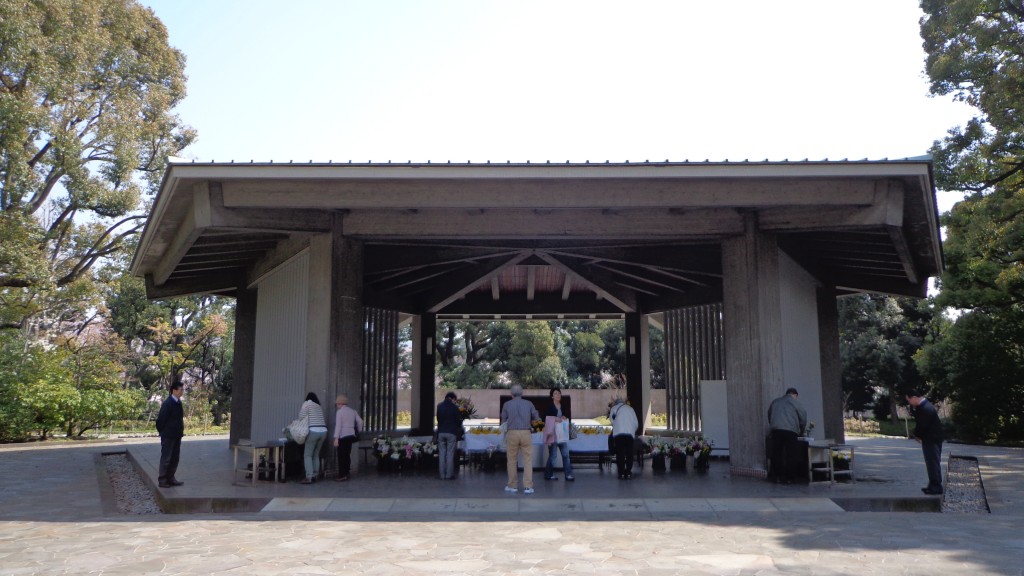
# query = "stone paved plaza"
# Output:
<box><xmin>1</xmin><ymin>436</ymin><xmax>1021</xmax><ymax>574</ymax></box>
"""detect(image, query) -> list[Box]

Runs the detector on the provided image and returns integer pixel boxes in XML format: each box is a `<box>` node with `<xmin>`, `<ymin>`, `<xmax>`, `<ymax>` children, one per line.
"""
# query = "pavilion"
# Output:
<box><xmin>130</xmin><ymin>157</ymin><xmax>942</xmax><ymax>476</ymax></box>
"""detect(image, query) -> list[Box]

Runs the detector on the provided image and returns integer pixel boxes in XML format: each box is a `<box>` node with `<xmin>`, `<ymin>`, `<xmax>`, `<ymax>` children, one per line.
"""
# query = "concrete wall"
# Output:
<box><xmin>252</xmin><ymin>252</ymin><xmax>311</xmax><ymax>443</ymax></box>
<box><xmin>779</xmin><ymin>253</ymin><xmax>824</xmax><ymax>437</ymax></box>
<box><xmin>394</xmin><ymin>388</ymin><xmax>667</xmax><ymax>420</ymax></box>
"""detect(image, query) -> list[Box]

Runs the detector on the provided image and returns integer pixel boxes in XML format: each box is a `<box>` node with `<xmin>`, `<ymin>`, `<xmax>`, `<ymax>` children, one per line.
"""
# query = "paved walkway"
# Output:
<box><xmin>0</xmin><ymin>435</ymin><xmax>1021</xmax><ymax>574</ymax></box>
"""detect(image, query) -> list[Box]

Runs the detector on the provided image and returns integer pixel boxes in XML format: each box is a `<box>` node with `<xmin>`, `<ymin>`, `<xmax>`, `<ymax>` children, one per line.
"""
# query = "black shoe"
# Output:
<box><xmin>158</xmin><ymin>482</ymin><xmax>172</xmax><ymax>488</ymax></box>
<box><xmin>545</xmin><ymin>476</ymin><xmax>557</xmax><ymax>481</ymax></box>
<box><xmin>565</xmin><ymin>476</ymin><xmax>575</xmax><ymax>482</ymax></box>
<box><xmin>168</xmin><ymin>479</ymin><xmax>184</xmax><ymax>486</ymax></box>
<box><xmin>922</xmin><ymin>487</ymin><xmax>943</xmax><ymax>495</ymax></box>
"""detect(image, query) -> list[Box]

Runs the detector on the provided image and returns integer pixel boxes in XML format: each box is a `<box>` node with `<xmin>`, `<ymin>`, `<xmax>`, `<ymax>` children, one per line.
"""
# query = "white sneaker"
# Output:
<box><xmin>523</xmin><ymin>487</ymin><xmax>534</xmax><ymax>495</ymax></box>
<box><xmin>504</xmin><ymin>486</ymin><xmax>517</xmax><ymax>493</ymax></box>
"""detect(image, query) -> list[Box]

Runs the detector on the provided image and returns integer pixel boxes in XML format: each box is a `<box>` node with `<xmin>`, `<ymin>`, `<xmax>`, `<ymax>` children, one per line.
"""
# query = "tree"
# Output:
<box><xmin>838</xmin><ymin>295</ymin><xmax>935</xmax><ymax>421</ymax></box>
<box><xmin>571</xmin><ymin>329</ymin><xmax>603</xmax><ymax>387</ymax></box>
<box><xmin>598</xmin><ymin>321</ymin><xmax>626</xmax><ymax>387</ymax></box>
<box><xmin>508</xmin><ymin>322</ymin><xmax>559</xmax><ymax>388</ymax></box>
<box><xmin>920</xmin><ymin>1</ymin><xmax>1024</xmax><ymax>308</ymax></box>
<box><xmin>0</xmin><ymin>0</ymin><xmax>195</xmax><ymax>331</ymax></box>
<box><xmin>58</xmin><ymin>331</ymin><xmax>143</xmax><ymax>437</ymax></box>
<box><xmin>917</xmin><ymin>1</ymin><xmax>1024</xmax><ymax>441</ymax></box>
<box><xmin>916</xmin><ymin>309</ymin><xmax>1024</xmax><ymax>442</ymax></box>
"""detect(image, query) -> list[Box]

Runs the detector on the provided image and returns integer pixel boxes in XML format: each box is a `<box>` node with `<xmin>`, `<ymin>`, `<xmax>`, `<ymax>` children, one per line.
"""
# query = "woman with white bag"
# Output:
<box><xmin>297</xmin><ymin>393</ymin><xmax>328</xmax><ymax>484</ymax></box>
<box><xmin>543</xmin><ymin>388</ymin><xmax>575</xmax><ymax>482</ymax></box>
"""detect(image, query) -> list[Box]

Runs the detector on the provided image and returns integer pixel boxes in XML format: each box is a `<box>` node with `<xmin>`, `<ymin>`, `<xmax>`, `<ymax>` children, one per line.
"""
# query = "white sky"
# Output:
<box><xmin>142</xmin><ymin>0</ymin><xmax>974</xmax><ymax>212</ymax></box>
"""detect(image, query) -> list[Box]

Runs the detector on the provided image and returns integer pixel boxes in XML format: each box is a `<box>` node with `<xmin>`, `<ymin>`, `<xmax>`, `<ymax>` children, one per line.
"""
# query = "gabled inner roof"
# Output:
<box><xmin>131</xmin><ymin>159</ymin><xmax>942</xmax><ymax>314</ymax></box>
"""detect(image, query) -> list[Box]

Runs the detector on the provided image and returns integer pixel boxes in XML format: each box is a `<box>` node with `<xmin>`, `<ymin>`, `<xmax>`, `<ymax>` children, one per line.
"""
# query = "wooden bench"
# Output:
<box><xmin>232</xmin><ymin>439</ymin><xmax>286</xmax><ymax>485</ymax></box>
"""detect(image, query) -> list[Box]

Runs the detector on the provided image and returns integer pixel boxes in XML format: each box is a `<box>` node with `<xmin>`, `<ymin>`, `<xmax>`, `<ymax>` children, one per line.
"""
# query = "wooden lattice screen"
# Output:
<box><xmin>361</xmin><ymin>307</ymin><xmax>399</xmax><ymax>433</ymax></box>
<box><xmin>664</xmin><ymin>303</ymin><xmax>726</xmax><ymax>432</ymax></box>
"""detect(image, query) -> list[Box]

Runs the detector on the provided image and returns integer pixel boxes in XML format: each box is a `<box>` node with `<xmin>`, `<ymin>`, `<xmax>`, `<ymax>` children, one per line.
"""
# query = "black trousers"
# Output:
<box><xmin>769</xmin><ymin>429</ymin><xmax>800</xmax><ymax>482</ymax></box>
<box><xmin>614</xmin><ymin>434</ymin><xmax>634</xmax><ymax>477</ymax></box>
<box><xmin>158</xmin><ymin>435</ymin><xmax>182</xmax><ymax>482</ymax></box>
<box><xmin>336</xmin><ymin>435</ymin><xmax>356</xmax><ymax>478</ymax></box>
<box><xmin>922</xmin><ymin>439</ymin><xmax>943</xmax><ymax>492</ymax></box>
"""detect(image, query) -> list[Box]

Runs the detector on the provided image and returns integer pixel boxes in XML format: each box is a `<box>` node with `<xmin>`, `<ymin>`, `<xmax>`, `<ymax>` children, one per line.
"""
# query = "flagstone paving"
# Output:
<box><xmin>0</xmin><ymin>435</ymin><xmax>1021</xmax><ymax>574</ymax></box>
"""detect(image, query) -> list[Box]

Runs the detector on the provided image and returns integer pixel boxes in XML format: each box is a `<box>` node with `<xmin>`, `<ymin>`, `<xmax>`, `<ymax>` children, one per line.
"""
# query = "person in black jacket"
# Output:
<box><xmin>436</xmin><ymin>392</ymin><xmax>462</xmax><ymax>480</ymax></box>
<box><xmin>907</xmin><ymin>390</ymin><xmax>944</xmax><ymax>495</ymax></box>
<box><xmin>156</xmin><ymin>381</ymin><xmax>185</xmax><ymax>488</ymax></box>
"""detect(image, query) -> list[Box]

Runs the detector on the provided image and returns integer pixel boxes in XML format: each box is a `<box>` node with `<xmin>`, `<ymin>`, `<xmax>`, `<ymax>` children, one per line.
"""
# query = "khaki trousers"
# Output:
<box><xmin>505</xmin><ymin>429</ymin><xmax>534</xmax><ymax>489</ymax></box>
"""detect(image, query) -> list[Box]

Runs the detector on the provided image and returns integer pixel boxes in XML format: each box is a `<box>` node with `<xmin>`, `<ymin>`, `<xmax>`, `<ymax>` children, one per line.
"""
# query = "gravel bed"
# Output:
<box><xmin>942</xmin><ymin>455</ymin><xmax>989</xmax><ymax>513</ymax></box>
<box><xmin>103</xmin><ymin>453</ymin><xmax>163</xmax><ymax>515</ymax></box>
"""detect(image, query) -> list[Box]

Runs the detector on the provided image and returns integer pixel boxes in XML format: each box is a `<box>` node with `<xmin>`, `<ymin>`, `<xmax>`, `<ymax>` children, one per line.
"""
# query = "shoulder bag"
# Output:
<box><xmin>285</xmin><ymin>414</ymin><xmax>309</xmax><ymax>445</ymax></box>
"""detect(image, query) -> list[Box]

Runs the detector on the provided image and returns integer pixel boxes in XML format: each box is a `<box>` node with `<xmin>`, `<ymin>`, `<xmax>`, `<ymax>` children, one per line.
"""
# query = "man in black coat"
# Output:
<box><xmin>907</xmin><ymin>390</ymin><xmax>944</xmax><ymax>495</ymax></box>
<box><xmin>156</xmin><ymin>381</ymin><xmax>185</xmax><ymax>488</ymax></box>
<box><xmin>436</xmin><ymin>392</ymin><xmax>463</xmax><ymax>480</ymax></box>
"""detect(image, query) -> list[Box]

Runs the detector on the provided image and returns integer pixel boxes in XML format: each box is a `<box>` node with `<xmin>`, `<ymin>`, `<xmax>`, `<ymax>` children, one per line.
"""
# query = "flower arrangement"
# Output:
<box><xmin>467</xmin><ymin>426</ymin><xmax>502</xmax><ymax>435</ymax></box>
<box><xmin>454</xmin><ymin>397</ymin><xmax>478</xmax><ymax>420</ymax></box>
<box><xmin>832</xmin><ymin>449</ymin><xmax>851</xmax><ymax>470</ymax></box>
<box><xmin>531</xmin><ymin>419</ymin><xmax>545</xmax><ymax>433</ymax></box>
<box><xmin>804</xmin><ymin>421</ymin><xmax>816</xmax><ymax>437</ymax></box>
<box><xmin>687</xmin><ymin>436</ymin><xmax>713</xmax><ymax>457</ymax></box>
<box><xmin>372</xmin><ymin>436</ymin><xmax>392</xmax><ymax>459</ymax></box>
<box><xmin>371</xmin><ymin>435</ymin><xmax>438</xmax><ymax>471</ymax></box>
<box><xmin>576</xmin><ymin>426</ymin><xmax>609</xmax><ymax>435</ymax></box>
<box><xmin>643</xmin><ymin>438</ymin><xmax>673</xmax><ymax>456</ymax></box>
<box><xmin>687</xmin><ymin>436</ymin><xmax>713</xmax><ymax>471</ymax></box>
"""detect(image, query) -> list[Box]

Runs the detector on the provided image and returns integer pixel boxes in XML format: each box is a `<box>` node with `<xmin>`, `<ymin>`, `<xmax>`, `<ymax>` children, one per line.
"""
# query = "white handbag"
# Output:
<box><xmin>285</xmin><ymin>414</ymin><xmax>309</xmax><ymax>444</ymax></box>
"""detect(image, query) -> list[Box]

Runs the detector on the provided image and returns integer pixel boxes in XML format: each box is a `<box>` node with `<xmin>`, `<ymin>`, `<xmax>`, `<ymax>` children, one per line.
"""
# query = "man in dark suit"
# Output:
<box><xmin>156</xmin><ymin>381</ymin><xmax>185</xmax><ymax>488</ymax></box>
<box><xmin>907</xmin><ymin>390</ymin><xmax>944</xmax><ymax>495</ymax></box>
<box><xmin>435</xmin><ymin>391</ymin><xmax>462</xmax><ymax>480</ymax></box>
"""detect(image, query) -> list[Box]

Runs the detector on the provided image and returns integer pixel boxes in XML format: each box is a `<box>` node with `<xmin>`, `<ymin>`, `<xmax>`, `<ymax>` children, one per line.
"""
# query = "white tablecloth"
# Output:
<box><xmin>463</xmin><ymin>430</ymin><xmax>610</xmax><ymax>452</ymax></box>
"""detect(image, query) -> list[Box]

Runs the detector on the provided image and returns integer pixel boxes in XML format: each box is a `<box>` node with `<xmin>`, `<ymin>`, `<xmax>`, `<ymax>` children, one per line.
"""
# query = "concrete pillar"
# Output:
<box><xmin>229</xmin><ymin>286</ymin><xmax>257</xmax><ymax>446</ymax></box>
<box><xmin>721</xmin><ymin>213</ymin><xmax>783</xmax><ymax>476</ymax></box>
<box><xmin>330</xmin><ymin>219</ymin><xmax>363</xmax><ymax>471</ymax></box>
<box><xmin>307</xmin><ymin>234</ymin><xmax>332</xmax><ymax>403</ymax></box>
<box><xmin>817</xmin><ymin>286</ymin><xmax>845</xmax><ymax>444</ymax></box>
<box><xmin>411</xmin><ymin>314</ymin><xmax>437</xmax><ymax>434</ymax></box>
<box><xmin>330</xmin><ymin>224</ymin><xmax>364</xmax><ymax>403</ymax></box>
<box><xmin>624</xmin><ymin>312</ymin><xmax>651</xmax><ymax>434</ymax></box>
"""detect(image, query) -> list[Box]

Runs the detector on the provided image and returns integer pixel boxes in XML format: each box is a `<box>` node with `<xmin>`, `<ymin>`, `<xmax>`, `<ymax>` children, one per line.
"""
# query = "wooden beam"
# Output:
<box><xmin>340</xmin><ymin>208</ymin><xmax>745</xmax><ymax>239</ymax></box>
<box><xmin>886</xmin><ymin>225</ymin><xmax>920</xmax><ymax>285</ymax></box>
<box><xmin>222</xmin><ymin>178</ymin><xmax>883</xmax><ymax>210</ymax></box>
<box><xmin>153</xmin><ymin>183</ymin><xmax>212</xmax><ymax>286</ymax></box>
<box><xmin>245</xmin><ymin>236</ymin><xmax>311</xmax><ymax>288</ymax></box>
<box><xmin>208</xmin><ymin>186</ymin><xmax>331</xmax><ymax>233</ymax></box>
<box><xmin>831</xmin><ymin>273</ymin><xmax>928</xmax><ymax>298</ymax></box>
<box><xmin>365</xmin><ymin>248</ymin><xmax>522</xmax><ymax>279</ymax></box>
<box><xmin>758</xmin><ymin>181</ymin><xmax>904</xmax><ymax>232</ymax></box>
<box><xmin>527</xmin><ymin>266</ymin><xmax>536</xmax><ymax>301</ymax></box>
<box><xmin>438</xmin><ymin>292</ymin><xmax>626</xmax><ymax>316</ymax></box>
<box><xmin>535</xmin><ymin>252</ymin><xmax>637</xmax><ymax>312</ymax></box>
<box><xmin>175</xmin><ymin>257</ymin><xmax>259</xmax><ymax>271</ymax></box>
<box><xmin>424</xmin><ymin>251</ymin><xmax>534</xmax><ymax>313</ymax></box>
<box><xmin>145</xmin><ymin>272</ymin><xmax>239</xmax><ymax>299</ymax></box>
<box><xmin>491</xmin><ymin>276</ymin><xmax>500</xmax><ymax>300</ymax></box>
<box><xmin>591</xmin><ymin>262</ymin><xmax>690</xmax><ymax>292</ymax></box>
